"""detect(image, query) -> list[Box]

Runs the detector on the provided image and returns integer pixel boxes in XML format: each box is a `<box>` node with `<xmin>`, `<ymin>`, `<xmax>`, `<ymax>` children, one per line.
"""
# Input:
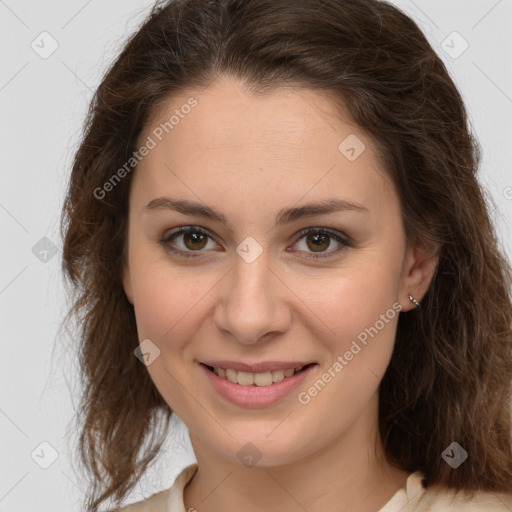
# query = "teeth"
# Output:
<box><xmin>272</xmin><ymin>369</ymin><xmax>285</xmax><ymax>382</ymax></box>
<box><xmin>226</xmin><ymin>368</ymin><xmax>238</xmax><ymax>383</ymax></box>
<box><xmin>212</xmin><ymin>365</ymin><xmax>305</xmax><ymax>386</ymax></box>
<box><xmin>254</xmin><ymin>371</ymin><xmax>273</xmax><ymax>386</ymax></box>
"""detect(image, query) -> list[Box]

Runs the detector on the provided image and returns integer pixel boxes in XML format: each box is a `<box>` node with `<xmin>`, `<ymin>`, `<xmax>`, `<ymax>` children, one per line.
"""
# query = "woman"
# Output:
<box><xmin>60</xmin><ymin>0</ymin><xmax>512</xmax><ymax>510</ymax></box>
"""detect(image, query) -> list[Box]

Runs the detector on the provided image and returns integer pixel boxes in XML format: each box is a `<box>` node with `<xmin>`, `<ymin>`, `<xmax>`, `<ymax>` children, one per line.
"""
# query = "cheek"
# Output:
<box><xmin>296</xmin><ymin>255</ymin><xmax>401</xmax><ymax>345</ymax></box>
<box><xmin>294</xmin><ymin>273</ymin><xmax>400</xmax><ymax>426</ymax></box>
<box><xmin>129</xmin><ymin>267</ymin><xmax>214</xmax><ymax>409</ymax></box>
<box><xmin>131</xmin><ymin>267</ymin><xmax>212</xmax><ymax>345</ymax></box>
<box><xmin>292</xmin><ymin>253</ymin><xmax>402</xmax><ymax>404</ymax></box>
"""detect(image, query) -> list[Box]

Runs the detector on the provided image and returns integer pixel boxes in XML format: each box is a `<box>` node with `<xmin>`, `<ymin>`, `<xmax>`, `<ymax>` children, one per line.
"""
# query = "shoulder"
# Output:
<box><xmin>118</xmin><ymin>487</ymin><xmax>171</xmax><ymax>512</ymax></box>
<box><xmin>399</xmin><ymin>471</ymin><xmax>512</xmax><ymax>512</ymax></box>
<box><xmin>414</xmin><ymin>482</ymin><xmax>512</xmax><ymax>511</ymax></box>
<box><xmin>117</xmin><ymin>463</ymin><xmax>198</xmax><ymax>512</ymax></box>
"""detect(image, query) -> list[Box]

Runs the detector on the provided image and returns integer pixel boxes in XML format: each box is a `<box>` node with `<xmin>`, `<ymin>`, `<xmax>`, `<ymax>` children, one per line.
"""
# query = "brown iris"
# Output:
<box><xmin>183</xmin><ymin>231</ymin><xmax>208</xmax><ymax>250</ymax></box>
<box><xmin>306</xmin><ymin>232</ymin><xmax>330</xmax><ymax>252</ymax></box>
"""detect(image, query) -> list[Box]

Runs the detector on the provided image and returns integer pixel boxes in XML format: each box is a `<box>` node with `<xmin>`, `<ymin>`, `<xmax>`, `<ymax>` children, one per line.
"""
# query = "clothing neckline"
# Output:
<box><xmin>169</xmin><ymin>463</ymin><xmax>427</xmax><ymax>512</ymax></box>
<box><xmin>376</xmin><ymin>470</ymin><xmax>427</xmax><ymax>511</ymax></box>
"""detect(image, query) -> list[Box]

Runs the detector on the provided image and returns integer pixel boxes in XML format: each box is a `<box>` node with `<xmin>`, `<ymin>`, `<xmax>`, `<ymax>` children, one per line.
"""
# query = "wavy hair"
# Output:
<box><xmin>60</xmin><ymin>0</ymin><xmax>512</xmax><ymax>509</ymax></box>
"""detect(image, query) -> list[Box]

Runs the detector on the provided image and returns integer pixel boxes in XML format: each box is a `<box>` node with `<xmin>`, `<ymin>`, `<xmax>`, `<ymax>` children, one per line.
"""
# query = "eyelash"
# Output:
<box><xmin>159</xmin><ymin>226</ymin><xmax>352</xmax><ymax>260</ymax></box>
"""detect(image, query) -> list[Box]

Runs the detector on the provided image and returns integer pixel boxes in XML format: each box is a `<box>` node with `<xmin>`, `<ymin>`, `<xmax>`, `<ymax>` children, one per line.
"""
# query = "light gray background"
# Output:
<box><xmin>1</xmin><ymin>1</ymin><xmax>511</xmax><ymax>511</ymax></box>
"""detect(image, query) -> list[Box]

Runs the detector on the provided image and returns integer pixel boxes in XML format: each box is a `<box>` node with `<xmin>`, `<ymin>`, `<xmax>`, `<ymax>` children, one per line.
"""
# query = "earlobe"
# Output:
<box><xmin>399</xmin><ymin>240</ymin><xmax>439</xmax><ymax>312</ymax></box>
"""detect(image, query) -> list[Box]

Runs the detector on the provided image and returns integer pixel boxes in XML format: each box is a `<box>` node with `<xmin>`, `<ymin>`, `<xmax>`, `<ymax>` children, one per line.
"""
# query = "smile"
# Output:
<box><xmin>205</xmin><ymin>364</ymin><xmax>310</xmax><ymax>386</ymax></box>
<box><xmin>199</xmin><ymin>362</ymin><xmax>318</xmax><ymax>408</ymax></box>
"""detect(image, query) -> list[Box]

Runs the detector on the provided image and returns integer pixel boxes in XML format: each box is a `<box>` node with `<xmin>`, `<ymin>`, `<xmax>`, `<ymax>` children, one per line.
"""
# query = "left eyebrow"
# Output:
<box><xmin>143</xmin><ymin>196</ymin><xmax>369</xmax><ymax>229</ymax></box>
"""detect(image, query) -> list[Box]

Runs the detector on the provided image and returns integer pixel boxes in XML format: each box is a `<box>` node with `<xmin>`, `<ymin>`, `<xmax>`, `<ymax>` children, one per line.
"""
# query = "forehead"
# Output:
<box><xmin>131</xmin><ymin>75</ymin><xmax>394</xmax><ymax>212</ymax></box>
<box><xmin>143</xmin><ymin>76</ymin><xmax>359</xmax><ymax>150</ymax></box>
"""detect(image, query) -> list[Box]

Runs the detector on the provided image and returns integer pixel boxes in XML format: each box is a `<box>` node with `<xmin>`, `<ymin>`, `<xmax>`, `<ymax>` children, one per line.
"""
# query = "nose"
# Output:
<box><xmin>213</xmin><ymin>252</ymin><xmax>292</xmax><ymax>345</ymax></box>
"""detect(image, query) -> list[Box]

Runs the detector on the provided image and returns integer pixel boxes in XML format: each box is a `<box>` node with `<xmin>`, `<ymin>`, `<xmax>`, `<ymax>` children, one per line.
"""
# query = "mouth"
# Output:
<box><xmin>200</xmin><ymin>362</ymin><xmax>317</xmax><ymax>387</ymax></box>
<box><xmin>199</xmin><ymin>361</ymin><xmax>318</xmax><ymax>408</ymax></box>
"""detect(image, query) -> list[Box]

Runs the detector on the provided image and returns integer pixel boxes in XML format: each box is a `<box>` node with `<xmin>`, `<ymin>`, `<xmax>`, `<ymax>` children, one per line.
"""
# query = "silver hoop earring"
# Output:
<box><xmin>409</xmin><ymin>295</ymin><xmax>421</xmax><ymax>308</ymax></box>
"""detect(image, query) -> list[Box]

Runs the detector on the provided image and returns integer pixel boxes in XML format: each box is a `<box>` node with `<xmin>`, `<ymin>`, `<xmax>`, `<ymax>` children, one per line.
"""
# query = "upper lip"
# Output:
<box><xmin>199</xmin><ymin>360</ymin><xmax>316</xmax><ymax>373</ymax></box>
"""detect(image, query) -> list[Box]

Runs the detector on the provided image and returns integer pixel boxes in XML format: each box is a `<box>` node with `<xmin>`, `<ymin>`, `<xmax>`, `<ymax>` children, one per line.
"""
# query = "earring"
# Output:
<box><xmin>409</xmin><ymin>295</ymin><xmax>421</xmax><ymax>308</ymax></box>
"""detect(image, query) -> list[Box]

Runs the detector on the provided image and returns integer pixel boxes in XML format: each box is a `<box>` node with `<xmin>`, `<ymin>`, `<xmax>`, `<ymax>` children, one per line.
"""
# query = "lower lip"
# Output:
<box><xmin>199</xmin><ymin>363</ymin><xmax>317</xmax><ymax>408</ymax></box>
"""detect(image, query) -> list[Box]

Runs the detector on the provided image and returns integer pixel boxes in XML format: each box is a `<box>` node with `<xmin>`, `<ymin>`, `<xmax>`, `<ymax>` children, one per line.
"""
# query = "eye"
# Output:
<box><xmin>160</xmin><ymin>226</ymin><xmax>352</xmax><ymax>260</ymax></box>
<box><xmin>160</xmin><ymin>226</ymin><xmax>219</xmax><ymax>258</ymax></box>
<box><xmin>288</xmin><ymin>227</ymin><xmax>352</xmax><ymax>260</ymax></box>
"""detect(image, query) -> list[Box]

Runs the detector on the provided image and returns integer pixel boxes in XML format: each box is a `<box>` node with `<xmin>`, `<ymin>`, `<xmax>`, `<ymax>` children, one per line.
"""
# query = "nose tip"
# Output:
<box><xmin>212</xmin><ymin>258</ymin><xmax>292</xmax><ymax>345</ymax></box>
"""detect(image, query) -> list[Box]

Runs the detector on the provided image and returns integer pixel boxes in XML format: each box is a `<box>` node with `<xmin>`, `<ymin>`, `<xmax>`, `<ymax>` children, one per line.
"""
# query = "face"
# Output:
<box><xmin>122</xmin><ymin>75</ymin><xmax>436</xmax><ymax>467</ymax></box>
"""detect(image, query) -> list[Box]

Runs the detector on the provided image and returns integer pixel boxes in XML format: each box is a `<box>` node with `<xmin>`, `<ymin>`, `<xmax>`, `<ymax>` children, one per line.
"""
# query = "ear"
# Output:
<box><xmin>121</xmin><ymin>257</ymin><xmax>134</xmax><ymax>305</ymax></box>
<box><xmin>399</xmin><ymin>236</ymin><xmax>439</xmax><ymax>312</ymax></box>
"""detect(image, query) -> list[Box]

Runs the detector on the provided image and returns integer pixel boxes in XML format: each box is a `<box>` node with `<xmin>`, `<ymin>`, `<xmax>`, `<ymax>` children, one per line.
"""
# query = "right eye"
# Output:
<box><xmin>160</xmin><ymin>226</ymin><xmax>220</xmax><ymax>258</ymax></box>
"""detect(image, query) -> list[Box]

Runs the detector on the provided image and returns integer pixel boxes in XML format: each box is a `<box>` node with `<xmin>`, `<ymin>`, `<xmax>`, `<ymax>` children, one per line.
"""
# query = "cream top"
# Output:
<box><xmin>119</xmin><ymin>463</ymin><xmax>512</xmax><ymax>511</ymax></box>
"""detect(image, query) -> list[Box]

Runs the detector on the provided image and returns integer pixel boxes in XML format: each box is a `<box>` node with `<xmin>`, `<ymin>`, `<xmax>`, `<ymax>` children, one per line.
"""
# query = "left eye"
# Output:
<box><xmin>160</xmin><ymin>226</ymin><xmax>351</xmax><ymax>260</ymax></box>
<box><xmin>290</xmin><ymin>227</ymin><xmax>351</xmax><ymax>259</ymax></box>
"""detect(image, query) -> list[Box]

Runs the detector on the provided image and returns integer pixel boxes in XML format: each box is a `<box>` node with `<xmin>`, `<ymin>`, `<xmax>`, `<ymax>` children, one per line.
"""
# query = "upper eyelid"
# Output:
<box><xmin>163</xmin><ymin>225</ymin><xmax>221</xmax><ymax>245</ymax></box>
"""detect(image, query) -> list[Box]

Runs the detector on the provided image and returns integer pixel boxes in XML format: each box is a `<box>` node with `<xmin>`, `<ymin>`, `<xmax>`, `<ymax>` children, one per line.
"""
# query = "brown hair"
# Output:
<box><xmin>60</xmin><ymin>0</ymin><xmax>512</xmax><ymax>509</ymax></box>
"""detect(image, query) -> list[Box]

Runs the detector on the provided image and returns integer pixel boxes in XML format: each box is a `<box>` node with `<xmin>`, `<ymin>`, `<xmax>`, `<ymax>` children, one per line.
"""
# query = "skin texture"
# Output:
<box><xmin>122</xmin><ymin>75</ymin><xmax>438</xmax><ymax>512</ymax></box>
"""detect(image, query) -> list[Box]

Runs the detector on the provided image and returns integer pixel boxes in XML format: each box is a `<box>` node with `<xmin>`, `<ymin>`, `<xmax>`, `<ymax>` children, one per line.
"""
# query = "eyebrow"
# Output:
<box><xmin>143</xmin><ymin>196</ymin><xmax>368</xmax><ymax>228</ymax></box>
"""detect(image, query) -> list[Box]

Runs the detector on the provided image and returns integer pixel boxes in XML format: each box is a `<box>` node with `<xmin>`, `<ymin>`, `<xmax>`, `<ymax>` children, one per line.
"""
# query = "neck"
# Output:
<box><xmin>183</xmin><ymin>394</ymin><xmax>410</xmax><ymax>512</ymax></box>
